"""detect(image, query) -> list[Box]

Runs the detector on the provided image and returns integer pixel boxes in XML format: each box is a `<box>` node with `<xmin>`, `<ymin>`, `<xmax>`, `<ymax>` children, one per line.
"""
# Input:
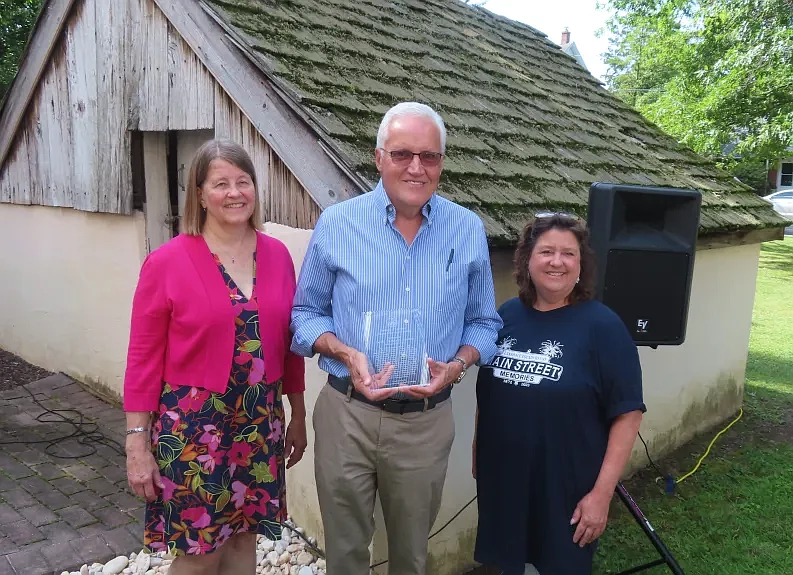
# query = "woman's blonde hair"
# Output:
<box><xmin>182</xmin><ymin>138</ymin><xmax>264</xmax><ymax>235</ymax></box>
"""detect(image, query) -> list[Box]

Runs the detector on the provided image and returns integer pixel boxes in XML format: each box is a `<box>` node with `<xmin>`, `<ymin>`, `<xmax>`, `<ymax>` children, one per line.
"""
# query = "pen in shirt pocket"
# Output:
<box><xmin>445</xmin><ymin>248</ymin><xmax>455</xmax><ymax>272</ymax></box>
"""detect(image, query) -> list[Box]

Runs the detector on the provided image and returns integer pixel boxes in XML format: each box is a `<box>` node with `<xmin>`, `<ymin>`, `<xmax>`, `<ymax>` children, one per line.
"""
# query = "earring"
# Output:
<box><xmin>576</xmin><ymin>277</ymin><xmax>580</xmax><ymax>284</ymax></box>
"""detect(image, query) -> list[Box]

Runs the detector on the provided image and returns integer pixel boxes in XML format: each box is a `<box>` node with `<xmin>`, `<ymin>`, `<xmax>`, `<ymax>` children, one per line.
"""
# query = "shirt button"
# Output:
<box><xmin>406</xmin><ymin>255</ymin><xmax>411</xmax><ymax>260</ymax></box>
<box><xmin>405</xmin><ymin>287</ymin><xmax>410</xmax><ymax>292</ymax></box>
<box><xmin>404</xmin><ymin>319</ymin><xmax>409</xmax><ymax>324</ymax></box>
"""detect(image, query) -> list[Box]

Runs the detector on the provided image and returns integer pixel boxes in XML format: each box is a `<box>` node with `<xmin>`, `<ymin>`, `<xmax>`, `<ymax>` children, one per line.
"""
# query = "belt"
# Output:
<box><xmin>328</xmin><ymin>375</ymin><xmax>451</xmax><ymax>414</ymax></box>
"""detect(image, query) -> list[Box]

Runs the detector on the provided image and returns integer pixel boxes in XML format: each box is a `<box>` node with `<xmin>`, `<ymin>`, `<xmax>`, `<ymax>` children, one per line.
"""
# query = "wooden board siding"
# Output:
<box><xmin>128</xmin><ymin>0</ymin><xmax>169</xmax><ymax>131</ymax></box>
<box><xmin>65</xmin><ymin>0</ymin><xmax>99</xmax><ymax>211</ymax></box>
<box><xmin>0</xmin><ymin>132</ymin><xmax>32</xmax><ymax>205</ymax></box>
<box><xmin>167</xmin><ymin>26</ymin><xmax>214</xmax><ymax>131</ymax></box>
<box><xmin>0</xmin><ymin>0</ymin><xmax>321</xmax><ymax>230</ymax></box>
<box><xmin>269</xmin><ymin>151</ymin><xmax>322</xmax><ymax>229</ymax></box>
<box><xmin>95</xmin><ymin>0</ymin><xmax>131</xmax><ymax>213</ymax></box>
<box><xmin>0</xmin><ymin>0</ymin><xmax>132</xmax><ymax>214</ymax></box>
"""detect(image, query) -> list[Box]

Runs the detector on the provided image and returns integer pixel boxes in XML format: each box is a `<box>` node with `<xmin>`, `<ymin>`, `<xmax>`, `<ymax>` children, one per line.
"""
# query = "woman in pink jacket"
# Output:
<box><xmin>123</xmin><ymin>139</ymin><xmax>306</xmax><ymax>575</ymax></box>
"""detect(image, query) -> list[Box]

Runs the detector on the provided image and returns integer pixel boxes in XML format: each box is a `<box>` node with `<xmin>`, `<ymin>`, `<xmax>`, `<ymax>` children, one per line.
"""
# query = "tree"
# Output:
<box><xmin>0</xmin><ymin>0</ymin><xmax>43</xmax><ymax>100</ymax></box>
<box><xmin>601</xmin><ymin>0</ymin><xmax>793</xmax><ymax>192</ymax></box>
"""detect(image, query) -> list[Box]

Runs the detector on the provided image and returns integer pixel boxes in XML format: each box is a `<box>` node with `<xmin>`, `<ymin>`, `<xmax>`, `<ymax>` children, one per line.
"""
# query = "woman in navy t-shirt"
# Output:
<box><xmin>473</xmin><ymin>214</ymin><xmax>646</xmax><ymax>574</ymax></box>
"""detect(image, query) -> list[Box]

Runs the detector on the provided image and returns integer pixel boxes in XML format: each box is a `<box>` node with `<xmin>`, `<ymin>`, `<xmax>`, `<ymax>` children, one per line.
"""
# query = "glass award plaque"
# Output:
<box><xmin>362</xmin><ymin>309</ymin><xmax>430</xmax><ymax>388</ymax></box>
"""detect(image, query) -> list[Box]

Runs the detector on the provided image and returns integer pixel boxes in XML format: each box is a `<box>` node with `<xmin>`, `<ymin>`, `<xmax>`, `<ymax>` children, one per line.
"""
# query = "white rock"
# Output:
<box><xmin>316</xmin><ymin>559</ymin><xmax>325</xmax><ymax>570</ymax></box>
<box><xmin>298</xmin><ymin>568</ymin><xmax>313</xmax><ymax>575</ymax></box>
<box><xmin>149</xmin><ymin>558</ymin><xmax>163</xmax><ymax>567</ymax></box>
<box><xmin>296</xmin><ymin>551</ymin><xmax>313</xmax><ymax>566</ymax></box>
<box><xmin>286</xmin><ymin>543</ymin><xmax>302</xmax><ymax>553</ymax></box>
<box><xmin>261</xmin><ymin>539</ymin><xmax>275</xmax><ymax>552</ymax></box>
<box><xmin>134</xmin><ymin>553</ymin><xmax>151</xmax><ymax>575</ymax></box>
<box><xmin>280</xmin><ymin>527</ymin><xmax>291</xmax><ymax>541</ymax></box>
<box><xmin>257</xmin><ymin>551</ymin><xmax>265</xmax><ymax>565</ymax></box>
<box><xmin>266</xmin><ymin>550</ymin><xmax>279</xmax><ymax>566</ymax></box>
<box><xmin>103</xmin><ymin>557</ymin><xmax>129</xmax><ymax>575</ymax></box>
<box><xmin>274</xmin><ymin>541</ymin><xmax>286</xmax><ymax>555</ymax></box>
<box><xmin>61</xmin><ymin>571</ymin><xmax>70</xmax><ymax>575</ymax></box>
<box><xmin>278</xmin><ymin>551</ymin><xmax>291</xmax><ymax>565</ymax></box>
<box><xmin>290</xmin><ymin>566</ymin><xmax>301</xmax><ymax>575</ymax></box>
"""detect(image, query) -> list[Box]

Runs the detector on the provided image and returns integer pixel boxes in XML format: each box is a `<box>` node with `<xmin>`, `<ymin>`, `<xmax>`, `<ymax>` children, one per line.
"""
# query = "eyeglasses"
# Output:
<box><xmin>379</xmin><ymin>149</ymin><xmax>444</xmax><ymax>167</ymax></box>
<box><xmin>534</xmin><ymin>211</ymin><xmax>581</xmax><ymax>220</ymax></box>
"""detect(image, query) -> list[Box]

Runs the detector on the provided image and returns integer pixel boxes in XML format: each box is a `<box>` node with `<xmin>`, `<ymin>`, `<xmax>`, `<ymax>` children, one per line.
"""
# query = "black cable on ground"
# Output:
<box><xmin>369</xmin><ymin>495</ymin><xmax>478</xmax><ymax>569</ymax></box>
<box><xmin>0</xmin><ymin>382</ymin><xmax>125</xmax><ymax>458</ymax></box>
<box><xmin>281</xmin><ymin>519</ymin><xmax>326</xmax><ymax>558</ymax></box>
<box><xmin>638</xmin><ymin>431</ymin><xmax>664</xmax><ymax>477</ymax></box>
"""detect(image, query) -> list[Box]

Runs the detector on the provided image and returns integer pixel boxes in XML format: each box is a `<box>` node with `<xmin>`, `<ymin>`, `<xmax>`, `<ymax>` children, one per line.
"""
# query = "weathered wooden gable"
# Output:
<box><xmin>0</xmin><ymin>0</ymin><xmax>129</xmax><ymax>212</ymax></box>
<box><xmin>0</xmin><ymin>0</ymin><xmax>322</xmax><ymax>230</ymax></box>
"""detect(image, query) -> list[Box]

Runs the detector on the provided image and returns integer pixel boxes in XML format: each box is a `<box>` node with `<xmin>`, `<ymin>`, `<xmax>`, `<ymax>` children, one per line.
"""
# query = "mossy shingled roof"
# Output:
<box><xmin>205</xmin><ymin>0</ymin><xmax>788</xmax><ymax>244</ymax></box>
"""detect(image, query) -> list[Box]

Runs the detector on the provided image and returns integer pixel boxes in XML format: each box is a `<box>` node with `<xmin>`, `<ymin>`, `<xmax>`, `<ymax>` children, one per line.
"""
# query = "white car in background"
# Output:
<box><xmin>762</xmin><ymin>189</ymin><xmax>793</xmax><ymax>220</ymax></box>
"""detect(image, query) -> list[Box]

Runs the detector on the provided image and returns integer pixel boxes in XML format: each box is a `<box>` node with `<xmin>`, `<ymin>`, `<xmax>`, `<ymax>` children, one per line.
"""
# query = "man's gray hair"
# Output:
<box><xmin>376</xmin><ymin>102</ymin><xmax>447</xmax><ymax>153</ymax></box>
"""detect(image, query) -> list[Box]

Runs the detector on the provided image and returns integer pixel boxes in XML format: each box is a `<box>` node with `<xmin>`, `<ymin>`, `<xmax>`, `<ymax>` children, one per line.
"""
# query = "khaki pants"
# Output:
<box><xmin>313</xmin><ymin>383</ymin><xmax>456</xmax><ymax>575</ymax></box>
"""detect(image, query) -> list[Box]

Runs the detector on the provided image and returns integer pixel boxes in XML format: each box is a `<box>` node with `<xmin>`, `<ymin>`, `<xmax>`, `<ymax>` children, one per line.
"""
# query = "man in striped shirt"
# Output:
<box><xmin>290</xmin><ymin>102</ymin><xmax>502</xmax><ymax>575</ymax></box>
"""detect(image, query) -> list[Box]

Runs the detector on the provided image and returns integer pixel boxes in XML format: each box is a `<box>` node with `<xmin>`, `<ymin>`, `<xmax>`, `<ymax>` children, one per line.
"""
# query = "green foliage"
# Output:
<box><xmin>0</xmin><ymin>0</ymin><xmax>43</xmax><ymax>99</ymax></box>
<box><xmin>602</xmin><ymin>0</ymin><xmax>793</xmax><ymax>181</ymax></box>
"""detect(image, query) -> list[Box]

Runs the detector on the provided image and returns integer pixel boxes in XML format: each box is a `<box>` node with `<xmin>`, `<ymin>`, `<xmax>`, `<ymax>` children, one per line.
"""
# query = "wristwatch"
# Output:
<box><xmin>451</xmin><ymin>356</ymin><xmax>467</xmax><ymax>384</ymax></box>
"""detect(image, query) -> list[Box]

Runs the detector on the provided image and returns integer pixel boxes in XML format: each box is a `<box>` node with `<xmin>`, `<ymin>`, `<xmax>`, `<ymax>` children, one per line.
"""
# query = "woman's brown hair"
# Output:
<box><xmin>181</xmin><ymin>139</ymin><xmax>264</xmax><ymax>236</ymax></box>
<box><xmin>514</xmin><ymin>214</ymin><xmax>597</xmax><ymax>308</ymax></box>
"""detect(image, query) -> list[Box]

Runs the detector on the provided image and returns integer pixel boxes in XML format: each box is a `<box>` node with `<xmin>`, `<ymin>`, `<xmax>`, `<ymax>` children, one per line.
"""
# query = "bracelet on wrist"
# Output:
<box><xmin>126</xmin><ymin>426</ymin><xmax>150</xmax><ymax>436</ymax></box>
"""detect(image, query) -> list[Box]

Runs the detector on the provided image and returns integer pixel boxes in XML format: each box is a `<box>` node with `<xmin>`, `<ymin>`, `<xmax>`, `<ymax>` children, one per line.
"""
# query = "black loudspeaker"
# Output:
<box><xmin>587</xmin><ymin>183</ymin><xmax>702</xmax><ymax>347</ymax></box>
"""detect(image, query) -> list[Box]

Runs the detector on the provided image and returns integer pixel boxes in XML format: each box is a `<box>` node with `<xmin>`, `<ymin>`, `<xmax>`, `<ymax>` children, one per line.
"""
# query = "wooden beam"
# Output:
<box><xmin>152</xmin><ymin>0</ymin><xmax>365</xmax><ymax>210</ymax></box>
<box><xmin>142</xmin><ymin>132</ymin><xmax>172</xmax><ymax>252</ymax></box>
<box><xmin>0</xmin><ymin>0</ymin><xmax>78</xmax><ymax>171</ymax></box>
<box><xmin>696</xmin><ymin>226</ymin><xmax>785</xmax><ymax>251</ymax></box>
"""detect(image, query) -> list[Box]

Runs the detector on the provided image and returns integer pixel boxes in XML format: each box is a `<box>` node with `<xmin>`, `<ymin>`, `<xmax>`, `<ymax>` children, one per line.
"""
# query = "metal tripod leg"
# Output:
<box><xmin>613</xmin><ymin>482</ymin><xmax>685</xmax><ymax>575</ymax></box>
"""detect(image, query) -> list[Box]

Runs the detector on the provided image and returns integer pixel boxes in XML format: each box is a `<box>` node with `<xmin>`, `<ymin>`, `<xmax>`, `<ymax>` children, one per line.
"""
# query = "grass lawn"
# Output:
<box><xmin>593</xmin><ymin>236</ymin><xmax>793</xmax><ymax>574</ymax></box>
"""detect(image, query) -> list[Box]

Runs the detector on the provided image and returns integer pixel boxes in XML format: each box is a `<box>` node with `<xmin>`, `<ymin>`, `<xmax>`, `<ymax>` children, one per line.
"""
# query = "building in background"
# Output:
<box><xmin>560</xmin><ymin>27</ymin><xmax>588</xmax><ymax>71</ymax></box>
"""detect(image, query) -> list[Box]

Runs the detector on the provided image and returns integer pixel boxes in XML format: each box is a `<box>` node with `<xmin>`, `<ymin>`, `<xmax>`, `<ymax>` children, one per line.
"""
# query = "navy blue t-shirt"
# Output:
<box><xmin>474</xmin><ymin>298</ymin><xmax>646</xmax><ymax>575</ymax></box>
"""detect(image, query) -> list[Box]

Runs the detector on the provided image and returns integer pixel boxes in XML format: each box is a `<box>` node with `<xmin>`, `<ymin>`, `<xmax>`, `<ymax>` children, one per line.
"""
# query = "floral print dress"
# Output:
<box><xmin>144</xmin><ymin>253</ymin><xmax>286</xmax><ymax>555</ymax></box>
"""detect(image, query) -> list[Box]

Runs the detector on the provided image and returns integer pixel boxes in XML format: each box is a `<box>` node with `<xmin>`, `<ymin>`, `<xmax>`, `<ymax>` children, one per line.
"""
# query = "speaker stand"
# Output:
<box><xmin>613</xmin><ymin>482</ymin><xmax>685</xmax><ymax>574</ymax></box>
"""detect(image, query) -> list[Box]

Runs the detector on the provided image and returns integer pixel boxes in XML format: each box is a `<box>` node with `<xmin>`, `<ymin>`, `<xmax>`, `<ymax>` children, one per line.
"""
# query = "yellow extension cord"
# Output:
<box><xmin>675</xmin><ymin>408</ymin><xmax>744</xmax><ymax>484</ymax></box>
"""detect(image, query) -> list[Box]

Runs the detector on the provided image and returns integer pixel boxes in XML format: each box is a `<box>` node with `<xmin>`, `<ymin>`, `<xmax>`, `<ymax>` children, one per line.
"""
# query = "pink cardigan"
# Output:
<box><xmin>123</xmin><ymin>232</ymin><xmax>305</xmax><ymax>412</ymax></box>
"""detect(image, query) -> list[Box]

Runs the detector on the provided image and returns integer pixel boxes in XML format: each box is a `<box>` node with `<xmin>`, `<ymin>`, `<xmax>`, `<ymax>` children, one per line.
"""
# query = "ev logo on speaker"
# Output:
<box><xmin>637</xmin><ymin>319</ymin><xmax>649</xmax><ymax>333</ymax></box>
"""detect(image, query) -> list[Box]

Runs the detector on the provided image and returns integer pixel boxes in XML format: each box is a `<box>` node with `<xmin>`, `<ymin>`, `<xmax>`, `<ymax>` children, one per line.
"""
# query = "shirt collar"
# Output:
<box><xmin>373</xmin><ymin>179</ymin><xmax>438</xmax><ymax>225</ymax></box>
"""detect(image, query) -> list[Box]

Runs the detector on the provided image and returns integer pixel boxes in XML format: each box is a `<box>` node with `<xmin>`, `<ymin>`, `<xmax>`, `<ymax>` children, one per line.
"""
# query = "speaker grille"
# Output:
<box><xmin>603</xmin><ymin>249</ymin><xmax>691</xmax><ymax>344</ymax></box>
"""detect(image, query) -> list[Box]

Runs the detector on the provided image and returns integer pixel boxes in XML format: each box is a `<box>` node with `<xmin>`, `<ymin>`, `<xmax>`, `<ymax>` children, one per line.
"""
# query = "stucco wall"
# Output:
<box><xmin>0</xmin><ymin>203</ymin><xmax>146</xmax><ymax>398</ymax></box>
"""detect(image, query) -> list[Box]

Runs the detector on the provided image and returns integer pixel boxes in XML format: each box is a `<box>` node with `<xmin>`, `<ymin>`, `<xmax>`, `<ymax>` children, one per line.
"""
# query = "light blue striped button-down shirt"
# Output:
<box><xmin>290</xmin><ymin>180</ymin><xmax>503</xmax><ymax>378</ymax></box>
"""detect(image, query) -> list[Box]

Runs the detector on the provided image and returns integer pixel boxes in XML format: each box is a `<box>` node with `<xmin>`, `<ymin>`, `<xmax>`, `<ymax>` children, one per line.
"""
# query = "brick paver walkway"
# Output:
<box><xmin>0</xmin><ymin>374</ymin><xmax>143</xmax><ymax>575</ymax></box>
